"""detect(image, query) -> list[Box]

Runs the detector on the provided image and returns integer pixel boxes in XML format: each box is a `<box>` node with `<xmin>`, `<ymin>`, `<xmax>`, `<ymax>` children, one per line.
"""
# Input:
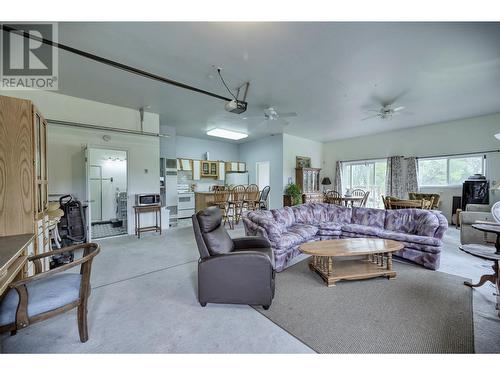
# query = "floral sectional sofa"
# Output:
<box><xmin>242</xmin><ymin>203</ymin><xmax>448</xmax><ymax>272</ymax></box>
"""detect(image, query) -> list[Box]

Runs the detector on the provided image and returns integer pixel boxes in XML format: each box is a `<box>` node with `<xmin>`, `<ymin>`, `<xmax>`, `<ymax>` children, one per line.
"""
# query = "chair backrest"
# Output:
<box><xmin>192</xmin><ymin>207</ymin><xmax>234</xmax><ymax>259</ymax></box>
<box><xmin>408</xmin><ymin>192</ymin><xmax>440</xmax><ymax>209</ymax></box>
<box><xmin>260</xmin><ymin>186</ymin><xmax>270</xmax><ymax>201</ymax></box>
<box><xmin>231</xmin><ymin>185</ymin><xmax>246</xmax><ymax>202</ymax></box>
<box><xmin>246</xmin><ymin>184</ymin><xmax>260</xmax><ymax>201</ymax></box>
<box><xmin>213</xmin><ymin>189</ymin><xmax>230</xmax><ymax>205</ymax></box>
<box><xmin>386</xmin><ymin>198</ymin><xmax>426</xmax><ymax>210</ymax></box>
<box><xmin>351</xmin><ymin>188</ymin><xmax>365</xmax><ymax>197</ymax></box>
<box><xmin>361</xmin><ymin>191</ymin><xmax>370</xmax><ymax>207</ymax></box>
<box><xmin>325</xmin><ymin>190</ymin><xmax>342</xmax><ymax>205</ymax></box>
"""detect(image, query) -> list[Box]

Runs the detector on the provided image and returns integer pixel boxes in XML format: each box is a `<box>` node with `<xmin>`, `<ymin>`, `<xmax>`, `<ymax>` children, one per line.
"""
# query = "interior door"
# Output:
<box><xmin>83</xmin><ymin>147</ymin><xmax>92</xmax><ymax>242</ymax></box>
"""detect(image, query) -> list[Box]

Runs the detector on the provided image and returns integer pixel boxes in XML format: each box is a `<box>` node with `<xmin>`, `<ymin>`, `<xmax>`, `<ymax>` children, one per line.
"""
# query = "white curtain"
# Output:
<box><xmin>385</xmin><ymin>156</ymin><xmax>405</xmax><ymax>198</ymax></box>
<box><xmin>334</xmin><ymin>161</ymin><xmax>343</xmax><ymax>193</ymax></box>
<box><xmin>406</xmin><ymin>157</ymin><xmax>419</xmax><ymax>194</ymax></box>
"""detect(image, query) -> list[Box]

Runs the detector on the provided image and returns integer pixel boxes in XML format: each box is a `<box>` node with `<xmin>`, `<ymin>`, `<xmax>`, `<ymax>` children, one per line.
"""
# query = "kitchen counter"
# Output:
<box><xmin>195</xmin><ymin>191</ymin><xmax>216</xmax><ymax>212</ymax></box>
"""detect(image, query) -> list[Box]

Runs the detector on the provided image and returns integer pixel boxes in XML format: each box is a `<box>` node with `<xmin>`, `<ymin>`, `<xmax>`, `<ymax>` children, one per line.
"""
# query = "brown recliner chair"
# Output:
<box><xmin>192</xmin><ymin>206</ymin><xmax>275</xmax><ymax>310</ymax></box>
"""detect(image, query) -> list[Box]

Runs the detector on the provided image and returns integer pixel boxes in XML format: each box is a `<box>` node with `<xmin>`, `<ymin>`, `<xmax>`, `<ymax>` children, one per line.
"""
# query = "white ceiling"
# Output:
<box><xmin>54</xmin><ymin>22</ymin><xmax>500</xmax><ymax>142</ymax></box>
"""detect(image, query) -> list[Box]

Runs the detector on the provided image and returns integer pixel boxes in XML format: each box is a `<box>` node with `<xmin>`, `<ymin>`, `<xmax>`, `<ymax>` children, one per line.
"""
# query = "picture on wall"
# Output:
<box><xmin>296</xmin><ymin>156</ymin><xmax>311</xmax><ymax>168</ymax></box>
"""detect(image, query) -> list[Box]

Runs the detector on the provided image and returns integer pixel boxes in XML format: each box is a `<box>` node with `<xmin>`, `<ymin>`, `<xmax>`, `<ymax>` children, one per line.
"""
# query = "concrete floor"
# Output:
<box><xmin>0</xmin><ymin>224</ymin><xmax>498</xmax><ymax>353</ymax></box>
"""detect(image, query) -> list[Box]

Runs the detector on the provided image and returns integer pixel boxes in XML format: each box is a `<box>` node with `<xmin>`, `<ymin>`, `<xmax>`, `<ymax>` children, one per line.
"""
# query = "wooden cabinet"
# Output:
<box><xmin>218</xmin><ymin>162</ymin><xmax>225</xmax><ymax>181</ymax></box>
<box><xmin>201</xmin><ymin>161</ymin><xmax>218</xmax><ymax>178</ymax></box>
<box><xmin>225</xmin><ymin>161</ymin><xmax>246</xmax><ymax>172</ymax></box>
<box><xmin>177</xmin><ymin>158</ymin><xmax>192</xmax><ymax>171</ymax></box>
<box><xmin>0</xmin><ymin>95</ymin><xmax>50</xmax><ymax>270</ymax></box>
<box><xmin>296</xmin><ymin>167</ymin><xmax>322</xmax><ymax>204</ymax></box>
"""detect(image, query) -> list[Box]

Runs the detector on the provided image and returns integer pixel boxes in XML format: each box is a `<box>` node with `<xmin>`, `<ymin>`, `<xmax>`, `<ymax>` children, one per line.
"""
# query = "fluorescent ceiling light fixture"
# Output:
<box><xmin>495</xmin><ymin>133</ymin><xmax>500</xmax><ymax>140</ymax></box>
<box><xmin>206</xmin><ymin>128</ymin><xmax>248</xmax><ymax>140</ymax></box>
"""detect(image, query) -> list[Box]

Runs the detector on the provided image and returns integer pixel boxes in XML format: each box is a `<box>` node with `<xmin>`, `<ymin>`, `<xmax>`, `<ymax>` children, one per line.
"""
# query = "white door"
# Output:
<box><xmin>83</xmin><ymin>146</ymin><xmax>92</xmax><ymax>242</ymax></box>
<box><xmin>256</xmin><ymin>161</ymin><xmax>270</xmax><ymax>190</ymax></box>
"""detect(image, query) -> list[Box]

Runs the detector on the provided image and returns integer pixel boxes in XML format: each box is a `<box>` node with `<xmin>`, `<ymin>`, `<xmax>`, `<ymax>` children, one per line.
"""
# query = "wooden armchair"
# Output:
<box><xmin>386</xmin><ymin>198</ymin><xmax>433</xmax><ymax>210</ymax></box>
<box><xmin>0</xmin><ymin>243</ymin><xmax>100</xmax><ymax>342</ymax></box>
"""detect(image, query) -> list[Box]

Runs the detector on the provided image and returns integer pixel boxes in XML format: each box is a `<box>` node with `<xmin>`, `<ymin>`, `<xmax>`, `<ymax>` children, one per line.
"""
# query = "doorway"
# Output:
<box><xmin>256</xmin><ymin>161</ymin><xmax>270</xmax><ymax>206</ymax></box>
<box><xmin>88</xmin><ymin>148</ymin><xmax>128</xmax><ymax>239</ymax></box>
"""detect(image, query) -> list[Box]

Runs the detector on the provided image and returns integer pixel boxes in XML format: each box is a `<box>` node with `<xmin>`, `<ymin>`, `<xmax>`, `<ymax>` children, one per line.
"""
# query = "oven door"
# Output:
<box><xmin>178</xmin><ymin>193</ymin><xmax>194</xmax><ymax>210</ymax></box>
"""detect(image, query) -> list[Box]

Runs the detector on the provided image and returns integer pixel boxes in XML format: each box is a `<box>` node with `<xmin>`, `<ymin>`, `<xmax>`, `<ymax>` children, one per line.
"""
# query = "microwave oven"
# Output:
<box><xmin>135</xmin><ymin>193</ymin><xmax>161</xmax><ymax>206</ymax></box>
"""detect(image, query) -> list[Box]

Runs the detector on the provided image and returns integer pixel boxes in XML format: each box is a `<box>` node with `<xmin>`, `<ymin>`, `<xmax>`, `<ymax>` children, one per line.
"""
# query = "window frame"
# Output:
<box><xmin>341</xmin><ymin>158</ymin><xmax>387</xmax><ymax>208</ymax></box>
<box><xmin>417</xmin><ymin>154</ymin><xmax>485</xmax><ymax>188</ymax></box>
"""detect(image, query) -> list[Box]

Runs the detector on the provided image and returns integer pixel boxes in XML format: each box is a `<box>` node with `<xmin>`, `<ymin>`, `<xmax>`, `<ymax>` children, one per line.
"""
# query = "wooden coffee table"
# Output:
<box><xmin>299</xmin><ymin>238</ymin><xmax>404</xmax><ymax>286</ymax></box>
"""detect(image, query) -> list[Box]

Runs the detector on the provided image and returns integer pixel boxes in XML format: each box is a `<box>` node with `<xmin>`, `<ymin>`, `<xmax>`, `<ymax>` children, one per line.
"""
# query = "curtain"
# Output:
<box><xmin>406</xmin><ymin>157</ymin><xmax>419</xmax><ymax>194</ymax></box>
<box><xmin>334</xmin><ymin>161</ymin><xmax>343</xmax><ymax>193</ymax></box>
<box><xmin>385</xmin><ymin>156</ymin><xmax>404</xmax><ymax>198</ymax></box>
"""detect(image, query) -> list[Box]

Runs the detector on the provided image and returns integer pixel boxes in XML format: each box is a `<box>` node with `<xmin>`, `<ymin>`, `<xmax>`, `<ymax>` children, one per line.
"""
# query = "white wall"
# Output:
<box><xmin>282</xmin><ymin>134</ymin><xmax>324</xmax><ymax>187</ymax></box>
<box><xmin>323</xmin><ymin>113</ymin><xmax>500</xmax><ymax>220</ymax></box>
<box><xmin>239</xmin><ymin>135</ymin><xmax>284</xmax><ymax>209</ymax></box>
<box><xmin>176</xmin><ymin>135</ymin><xmax>239</xmax><ymax>161</ymax></box>
<box><xmin>1</xmin><ymin>90</ymin><xmax>160</xmax><ymax>235</ymax></box>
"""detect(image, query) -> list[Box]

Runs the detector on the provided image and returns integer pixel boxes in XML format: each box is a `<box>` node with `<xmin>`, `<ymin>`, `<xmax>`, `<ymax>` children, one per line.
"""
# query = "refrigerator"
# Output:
<box><xmin>225</xmin><ymin>171</ymin><xmax>249</xmax><ymax>186</ymax></box>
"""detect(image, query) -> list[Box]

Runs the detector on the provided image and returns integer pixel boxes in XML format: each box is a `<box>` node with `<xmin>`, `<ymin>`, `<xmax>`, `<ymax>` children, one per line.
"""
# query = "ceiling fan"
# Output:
<box><xmin>361</xmin><ymin>104</ymin><xmax>407</xmax><ymax>121</ymax></box>
<box><xmin>244</xmin><ymin>107</ymin><xmax>298</xmax><ymax>126</ymax></box>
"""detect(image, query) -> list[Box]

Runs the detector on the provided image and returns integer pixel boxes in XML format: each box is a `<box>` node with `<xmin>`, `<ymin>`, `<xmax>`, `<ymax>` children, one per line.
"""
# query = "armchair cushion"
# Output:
<box><xmin>0</xmin><ymin>273</ymin><xmax>81</xmax><ymax>326</ymax></box>
<box><xmin>202</xmin><ymin>225</ymin><xmax>234</xmax><ymax>255</ymax></box>
<box><xmin>233</xmin><ymin>236</ymin><xmax>271</xmax><ymax>249</ymax></box>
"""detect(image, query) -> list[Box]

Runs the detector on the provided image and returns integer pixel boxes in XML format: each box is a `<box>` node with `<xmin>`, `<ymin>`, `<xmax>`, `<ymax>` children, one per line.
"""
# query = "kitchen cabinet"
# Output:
<box><xmin>218</xmin><ymin>162</ymin><xmax>225</xmax><ymax>181</ymax></box>
<box><xmin>0</xmin><ymin>95</ymin><xmax>50</xmax><ymax>270</ymax></box>
<box><xmin>225</xmin><ymin>161</ymin><xmax>246</xmax><ymax>172</ymax></box>
<box><xmin>193</xmin><ymin>160</ymin><xmax>201</xmax><ymax>180</ymax></box>
<box><xmin>177</xmin><ymin>158</ymin><xmax>192</xmax><ymax>171</ymax></box>
<box><xmin>201</xmin><ymin>161</ymin><xmax>218</xmax><ymax>177</ymax></box>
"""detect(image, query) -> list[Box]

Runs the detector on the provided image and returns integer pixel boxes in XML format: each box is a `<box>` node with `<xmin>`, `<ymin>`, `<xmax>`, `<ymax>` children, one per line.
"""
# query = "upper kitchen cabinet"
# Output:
<box><xmin>192</xmin><ymin>160</ymin><xmax>201</xmax><ymax>180</ymax></box>
<box><xmin>177</xmin><ymin>158</ymin><xmax>192</xmax><ymax>171</ymax></box>
<box><xmin>225</xmin><ymin>161</ymin><xmax>246</xmax><ymax>172</ymax></box>
<box><xmin>201</xmin><ymin>161</ymin><xmax>218</xmax><ymax>178</ymax></box>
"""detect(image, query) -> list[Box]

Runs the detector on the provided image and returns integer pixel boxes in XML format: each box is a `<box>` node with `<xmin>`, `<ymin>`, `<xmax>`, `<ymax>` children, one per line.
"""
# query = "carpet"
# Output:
<box><xmin>255</xmin><ymin>259</ymin><xmax>474</xmax><ymax>353</ymax></box>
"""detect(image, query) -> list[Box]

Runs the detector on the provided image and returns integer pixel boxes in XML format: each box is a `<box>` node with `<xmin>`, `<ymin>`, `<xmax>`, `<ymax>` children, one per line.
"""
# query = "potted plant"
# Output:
<box><xmin>284</xmin><ymin>183</ymin><xmax>303</xmax><ymax>206</ymax></box>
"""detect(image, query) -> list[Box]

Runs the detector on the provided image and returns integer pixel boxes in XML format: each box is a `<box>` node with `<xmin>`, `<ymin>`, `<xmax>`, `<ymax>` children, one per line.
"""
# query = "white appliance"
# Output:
<box><xmin>164</xmin><ymin>158</ymin><xmax>178</xmax><ymax>224</ymax></box>
<box><xmin>178</xmin><ymin>192</ymin><xmax>195</xmax><ymax>218</ymax></box>
<box><xmin>225</xmin><ymin>171</ymin><xmax>249</xmax><ymax>186</ymax></box>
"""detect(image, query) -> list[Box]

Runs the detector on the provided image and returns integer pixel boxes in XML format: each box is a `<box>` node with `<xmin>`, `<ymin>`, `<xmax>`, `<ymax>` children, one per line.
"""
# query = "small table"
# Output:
<box><xmin>299</xmin><ymin>238</ymin><xmax>404</xmax><ymax>287</ymax></box>
<box><xmin>133</xmin><ymin>205</ymin><xmax>162</xmax><ymax>238</ymax></box>
<box><xmin>341</xmin><ymin>196</ymin><xmax>364</xmax><ymax>207</ymax></box>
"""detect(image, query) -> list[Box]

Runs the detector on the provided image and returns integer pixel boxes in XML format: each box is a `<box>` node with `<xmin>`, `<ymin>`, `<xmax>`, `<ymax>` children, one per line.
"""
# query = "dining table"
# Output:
<box><xmin>340</xmin><ymin>195</ymin><xmax>364</xmax><ymax>207</ymax></box>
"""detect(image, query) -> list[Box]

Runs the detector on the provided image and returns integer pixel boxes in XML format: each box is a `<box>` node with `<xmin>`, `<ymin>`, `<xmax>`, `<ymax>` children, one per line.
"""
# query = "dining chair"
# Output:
<box><xmin>325</xmin><ymin>190</ymin><xmax>342</xmax><ymax>205</ymax></box>
<box><xmin>244</xmin><ymin>184</ymin><xmax>260</xmax><ymax>211</ymax></box>
<box><xmin>350</xmin><ymin>188</ymin><xmax>366</xmax><ymax>207</ymax></box>
<box><xmin>0</xmin><ymin>243</ymin><xmax>100</xmax><ymax>342</ymax></box>
<box><xmin>228</xmin><ymin>185</ymin><xmax>246</xmax><ymax>224</ymax></box>
<box><xmin>212</xmin><ymin>189</ymin><xmax>233</xmax><ymax>229</ymax></box>
<box><xmin>258</xmin><ymin>186</ymin><xmax>271</xmax><ymax>210</ymax></box>
<box><xmin>361</xmin><ymin>191</ymin><xmax>370</xmax><ymax>207</ymax></box>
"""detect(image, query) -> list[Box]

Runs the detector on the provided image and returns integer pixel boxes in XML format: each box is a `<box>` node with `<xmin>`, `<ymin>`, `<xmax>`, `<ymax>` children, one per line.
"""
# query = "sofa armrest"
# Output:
<box><xmin>233</xmin><ymin>236</ymin><xmax>272</xmax><ymax>249</ymax></box>
<box><xmin>460</xmin><ymin>211</ymin><xmax>494</xmax><ymax>225</ymax></box>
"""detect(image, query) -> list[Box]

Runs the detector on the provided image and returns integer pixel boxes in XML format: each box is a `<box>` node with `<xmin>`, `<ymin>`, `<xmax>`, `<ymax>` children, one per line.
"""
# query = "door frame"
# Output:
<box><xmin>256</xmin><ymin>161</ymin><xmax>271</xmax><ymax>207</ymax></box>
<box><xmin>85</xmin><ymin>145</ymin><xmax>130</xmax><ymax>238</ymax></box>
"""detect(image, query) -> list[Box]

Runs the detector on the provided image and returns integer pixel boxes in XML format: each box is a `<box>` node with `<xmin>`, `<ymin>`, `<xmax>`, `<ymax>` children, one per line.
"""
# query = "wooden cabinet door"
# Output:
<box><xmin>218</xmin><ymin>162</ymin><xmax>225</xmax><ymax>181</ymax></box>
<box><xmin>238</xmin><ymin>162</ymin><xmax>246</xmax><ymax>172</ymax></box>
<box><xmin>193</xmin><ymin>160</ymin><xmax>201</xmax><ymax>180</ymax></box>
<box><xmin>210</xmin><ymin>162</ymin><xmax>217</xmax><ymax>176</ymax></box>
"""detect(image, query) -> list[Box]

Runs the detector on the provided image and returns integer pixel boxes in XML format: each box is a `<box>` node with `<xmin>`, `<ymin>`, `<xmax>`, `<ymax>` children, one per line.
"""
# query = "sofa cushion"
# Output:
<box><xmin>384</xmin><ymin>209</ymin><xmax>439</xmax><ymax>237</ymax></box>
<box><xmin>379</xmin><ymin>229</ymin><xmax>442</xmax><ymax>247</ymax></box>
<box><xmin>327</xmin><ymin>204</ymin><xmax>352</xmax><ymax>223</ymax></box>
<box><xmin>0</xmin><ymin>273</ymin><xmax>81</xmax><ymax>326</ymax></box>
<box><xmin>276</xmin><ymin>232</ymin><xmax>304</xmax><ymax>249</ymax></box>
<box><xmin>341</xmin><ymin>223</ymin><xmax>385</xmax><ymax>237</ymax></box>
<box><xmin>288</xmin><ymin>224</ymin><xmax>318</xmax><ymax>240</ymax></box>
<box><xmin>291</xmin><ymin>205</ymin><xmax>315</xmax><ymax>224</ymax></box>
<box><xmin>203</xmin><ymin>225</ymin><xmax>234</xmax><ymax>255</ymax></box>
<box><xmin>351</xmin><ymin>207</ymin><xmax>386</xmax><ymax>228</ymax></box>
<box><xmin>271</xmin><ymin>207</ymin><xmax>296</xmax><ymax>230</ymax></box>
<box><xmin>310</xmin><ymin>203</ymin><xmax>330</xmax><ymax>224</ymax></box>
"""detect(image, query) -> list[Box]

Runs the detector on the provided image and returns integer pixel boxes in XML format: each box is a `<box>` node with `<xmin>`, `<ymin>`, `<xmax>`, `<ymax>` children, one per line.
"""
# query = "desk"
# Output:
<box><xmin>133</xmin><ymin>205</ymin><xmax>161</xmax><ymax>238</ymax></box>
<box><xmin>0</xmin><ymin>234</ymin><xmax>34</xmax><ymax>296</ymax></box>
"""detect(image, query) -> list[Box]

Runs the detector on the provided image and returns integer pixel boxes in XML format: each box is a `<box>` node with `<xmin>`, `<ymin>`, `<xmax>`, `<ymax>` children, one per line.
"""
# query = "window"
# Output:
<box><xmin>418</xmin><ymin>155</ymin><xmax>484</xmax><ymax>187</ymax></box>
<box><xmin>342</xmin><ymin>159</ymin><xmax>387</xmax><ymax>208</ymax></box>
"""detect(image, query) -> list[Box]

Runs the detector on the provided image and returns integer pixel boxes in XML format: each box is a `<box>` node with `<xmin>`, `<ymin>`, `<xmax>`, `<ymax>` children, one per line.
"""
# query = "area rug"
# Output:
<box><xmin>255</xmin><ymin>260</ymin><xmax>474</xmax><ymax>353</ymax></box>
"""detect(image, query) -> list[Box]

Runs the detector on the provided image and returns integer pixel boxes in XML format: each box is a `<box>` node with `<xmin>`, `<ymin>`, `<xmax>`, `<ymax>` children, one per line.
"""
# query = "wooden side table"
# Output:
<box><xmin>460</xmin><ymin>223</ymin><xmax>500</xmax><ymax>317</ymax></box>
<box><xmin>133</xmin><ymin>205</ymin><xmax>161</xmax><ymax>238</ymax></box>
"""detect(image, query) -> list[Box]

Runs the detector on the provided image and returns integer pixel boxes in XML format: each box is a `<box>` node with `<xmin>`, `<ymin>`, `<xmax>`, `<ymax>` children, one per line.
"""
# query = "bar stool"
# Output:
<box><xmin>244</xmin><ymin>184</ymin><xmax>260</xmax><ymax>211</ymax></box>
<box><xmin>212</xmin><ymin>189</ymin><xmax>232</xmax><ymax>229</ymax></box>
<box><xmin>228</xmin><ymin>185</ymin><xmax>246</xmax><ymax>224</ymax></box>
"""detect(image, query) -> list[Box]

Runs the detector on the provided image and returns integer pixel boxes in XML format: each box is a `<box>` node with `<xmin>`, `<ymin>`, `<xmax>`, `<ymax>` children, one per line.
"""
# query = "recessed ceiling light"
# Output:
<box><xmin>207</xmin><ymin>128</ymin><xmax>248</xmax><ymax>140</ymax></box>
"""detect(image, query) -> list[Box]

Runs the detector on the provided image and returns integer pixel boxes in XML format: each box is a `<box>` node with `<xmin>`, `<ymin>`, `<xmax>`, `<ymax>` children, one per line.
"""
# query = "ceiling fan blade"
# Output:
<box><xmin>393</xmin><ymin>106</ymin><xmax>405</xmax><ymax>112</ymax></box>
<box><xmin>361</xmin><ymin>114</ymin><xmax>380</xmax><ymax>121</ymax></box>
<box><xmin>277</xmin><ymin>112</ymin><xmax>298</xmax><ymax>118</ymax></box>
